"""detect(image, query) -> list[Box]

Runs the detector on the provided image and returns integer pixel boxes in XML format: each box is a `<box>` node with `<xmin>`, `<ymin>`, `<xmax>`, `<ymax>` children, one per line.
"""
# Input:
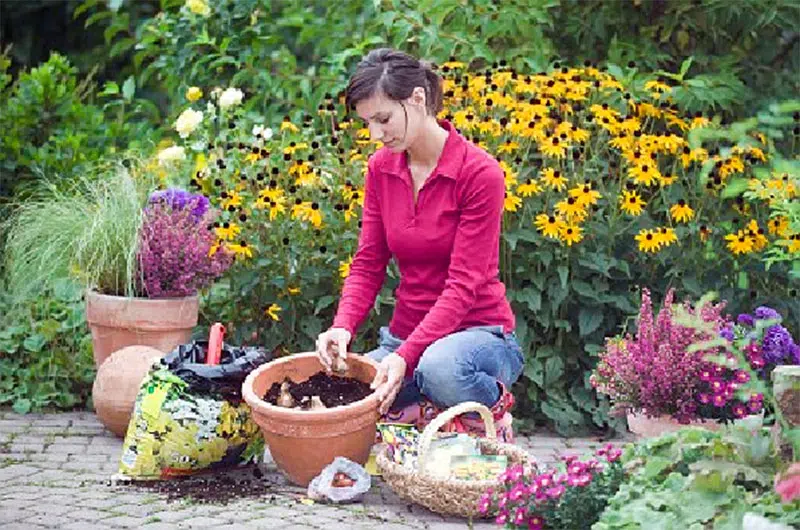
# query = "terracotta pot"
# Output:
<box><xmin>92</xmin><ymin>345</ymin><xmax>163</xmax><ymax>437</ymax></box>
<box><xmin>627</xmin><ymin>411</ymin><xmax>762</xmax><ymax>439</ymax></box>
<box><xmin>242</xmin><ymin>352</ymin><xmax>380</xmax><ymax>486</ymax></box>
<box><xmin>773</xmin><ymin>365</ymin><xmax>800</xmax><ymax>427</ymax></box>
<box><xmin>85</xmin><ymin>290</ymin><xmax>198</xmax><ymax>368</ymax></box>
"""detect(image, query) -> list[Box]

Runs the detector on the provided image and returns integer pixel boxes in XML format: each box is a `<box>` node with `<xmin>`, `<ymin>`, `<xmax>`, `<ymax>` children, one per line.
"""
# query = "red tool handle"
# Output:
<box><xmin>205</xmin><ymin>323</ymin><xmax>226</xmax><ymax>365</ymax></box>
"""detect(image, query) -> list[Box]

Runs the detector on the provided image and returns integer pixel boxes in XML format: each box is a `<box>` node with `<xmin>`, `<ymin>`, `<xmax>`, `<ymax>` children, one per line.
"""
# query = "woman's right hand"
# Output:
<box><xmin>315</xmin><ymin>327</ymin><xmax>352</xmax><ymax>372</ymax></box>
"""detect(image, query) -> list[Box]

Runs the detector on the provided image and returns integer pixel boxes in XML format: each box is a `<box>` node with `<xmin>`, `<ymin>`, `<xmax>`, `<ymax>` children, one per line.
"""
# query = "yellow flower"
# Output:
<box><xmin>227</xmin><ymin>241</ymin><xmax>253</xmax><ymax>259</ymax></box>
<box><xmin>620</xmin><ymin>190</ymin><xmax>646</xmax><ymax>216</ymax></box>
<box><xmin>568</xmin><ymin>182</ymin><xmax>601</xmax><ymax>208</ymax></box>
<box><xmin>654</xmin><ymin>227</ymin><xmax>677</xmax><ymax>248</ymax></box>
<box><xmin>555</xmin><ymin>197</ymin><xmax>587</xmax><ymax>222</ymax></box>
<box><xmin>214</xmin><ymin>222</ymin><xmax>241</xmax><ymax>240</ymax></box>
<box><xmin>287</xmin><ymin>286</ymin><xmax>301</xmax><ymax>295</ymax></box>
<box><xmin>498</xmin><ymin>141</ymin><xmax>520</xmax><ymax>154</ymax></box>
<box><xmin>746</xmin><ymin>220</ymin><xmax>768</xmax><ymax>251</ymax></box>
<box><xmin>539</xmin><ymin>136</ymin><xmax>567</xmax><ymax>159</ymax></box>
<box><xmin>669</xmin><ymin>201</ymin><xmax>694</xmax><ymax>223</ymax></box>
<box><xmin>221</xmin><ymin>191</ymin><xmax>242</xmax><ymax>211</ymax></box>
<box><xmin>280</xmin><ymin>117</ymin><xmax>299</xmax><ymax>133</ymax></box>
<box><xmin>635</xmin><ymin>229</ymin><xmax>661</xmax><ymax>253</ymax></box>
<box><xmin>265</xmin><ymin>303</ymin><xmax>282</xmax><ymax>321</ymax></box>
<box><xmin>534</xmin><ymin>213</ymin><xmax>565</xmax><ymax>239</ymax></box>
<box><xmin>339</xmin><ymin>256</ymin><xmax>353</xmax><ymax>279</ymax></box>
<box><xmin>559</xmin><ymin>224</ymin><xmax>583</xmax><ymax>246</ymax></box>
<box><xmin>540</xmin><ymin>168</ymin><xmax>568</xmax><ymax>191</ymax></box>
<box><xmin>725</xmin><ymin>230</ymin><xmax>755</xmax><ymax>255</ymax></box>
<box><xmin>185</xmin><ymin>0</ymin><xmax>210</xmax><ymax>16</ymax></box>
<box><xmin>627</xmin><ymin>162</ymin><xmax>660</xmax><ymax>186</ymax></box>
<box><xmin>186</xmin><ymin>86</ymin><xmax>203</xmax><ymax>102</ymax></box>
<box><xmin>644</xmin><ymin>80</ymin><xmax>672</xmax><ymax>94</ymax></box>
<box><xmin>208</xmin><ymin>240</ymin><xmax>222</xmax><ymax>257</ymax></box>
<box><xmin>778</xmin><ymin>234</ymin><xmax>800</xmax><ymax>253</ymax></box>
<box><xmin>768</xmin><ymin>216</ymin><xmax>789</xmax><ymax>237</ymax></box>
<box><xmin>442</xmin><ymin>59</ymin><xmax>465</xmax><ymax>69</ymax></box>
<box><xmin>517</xmin><ymin>179</ymin><xmax>542</xmax><ymax>197</ymax></box>
<box><xmin>504</xmin><ymin>192</ymin><xmax>523</xmax><ymax>212</ymax></box>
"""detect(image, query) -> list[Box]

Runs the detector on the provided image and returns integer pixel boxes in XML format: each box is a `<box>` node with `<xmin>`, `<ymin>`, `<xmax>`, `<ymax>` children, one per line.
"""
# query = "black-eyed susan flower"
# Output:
<box><xmin>620</xmin><ymin>191</ymin><xmax>646</xmax><ymax>216</ymax></box>
<box><xmin>287</xmin><ymin>286</ymin><xmax>301</xmax><ymax>296</ymax></box>
<box><xmin>540</xmin><ymin>168</ymin><xmax>568</xmax><ymax>191</ymax></box>
<box><xmin>555</xmin><ymin>196</ymin><xmax>587</xmax><ymax>222</ymax></box>
<box><xmin>539</xmin><ymin>136</ymin><xmax>567</xmax><ymax>159</ymax></box>
<box><xmin>534</xmin><ymin>213</ymin><xmax>565</xmax><ymax>239</ymax></box>
<box><xmin>746</xmin><ymin>220</ymin><xmax>769</xmax><ymax>251</ymax></box>
<box><xmin>779</xmin><ymin>234</ymin><xmax>800</xmax><ymax>253</ymax></box>
<box><xmin>654</xmin><ymin>227</ymin><xmax>677</xmax><ymax>247</ymax></box>
<box><xmin>635</xmin><ymin>229</ymin><xmax>661</xmax><ymax>253</ymax></box>
<box><xmin>569</xmin><ymin>182</ymin><xmax>601</xmax><ymax>208</ymax></box>
<box><xmin>498</xmin><ymin>140</ymin><xmax>520</xmax><ymax>154</ymax></box>
<box><xmin>644</xmin><ymin>79</ymin><xmax>672</xmax><ymax>94</ymax></box>
<box><xmin>339</xmin><ymin>256</ymin><xmax>353</xmax><ymax>279</ymax></box>
<box><xmin>559</xmin><ymin>224</ymin><xmax>583</xmax><ymax>246</ymax></box>
<box><xmin>280</xmin><ymin>116</ymin><xmax>299</xmax><ymax>133</ymax></box>
<box><xmin>504</xmin><ymin>192</ymin><xmax>523</xmax><ymax>212</ymax></box>
<box><xmin>725</xmin><ymin>230</ymin><xmax>755</xmax><ymax>255</ymax></box>
<box><xmin>669</xmin><ymin>200</ymin><xmax>694</xmax><ymax>223</ymax></box>
<box><xmin>265</xmin><ymin>303</ymin><xmax>282</xmax><ymax>321</ymax></box>
<box><xmin>214</xmin><ymin>222</ymin><xmax>241</xmax><ymax>240</ymax></box>
<box><xmin>220</xmin><ymin>190</ymin><xmax>242</xmax><ymax>210</ymax></box>
<box><xmin>228</xmin><ymin>240</ymin><xmax>253</xmax><ymax>259</ymax></box>
<box><xmin>627</xmin><ymin>162</ymin><xmax>660</xmax><ymax>186</ymax></box>
<box><xmin>768</xmin><ymin>216</ymin><xmax>789</xmax><ymax>237</ymax></box>
<box><xmin>517</xmin><ymin>178</ymin><xmax>542</xmax><ymax>197</ymax></box>
<box><xmin>690</xmin><ymin>113</ymin><xmax>710</xmax><ymax>129</ymax></box>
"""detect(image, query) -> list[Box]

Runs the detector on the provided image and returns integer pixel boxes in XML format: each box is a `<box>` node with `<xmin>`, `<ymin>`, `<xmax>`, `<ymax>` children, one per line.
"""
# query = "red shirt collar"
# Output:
<box><xmin>379</xmin><ymin>120</ymin><xmax>466</xmax><ymax>181</ymax></box>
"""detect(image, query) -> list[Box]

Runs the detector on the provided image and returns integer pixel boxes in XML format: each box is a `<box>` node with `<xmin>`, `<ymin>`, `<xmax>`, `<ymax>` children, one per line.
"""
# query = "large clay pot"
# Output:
<box><xmin>92</xmin><ymin>345</ymin><xmax>163</xmax><ymax>437</ymax></box>
<box><xmin>85</xmin><ymin>290</ymin><xmax>198</xmax><ymax>368</ymax></box>
<box><xmin>627</xmin><ymin>411</ymin><xmax>762</xmax><ymax>439</ymax></box>
<box><xmin>242</xmin><ymin>352</ymin><xmax>380</xmax><ymax>486</ymax></box>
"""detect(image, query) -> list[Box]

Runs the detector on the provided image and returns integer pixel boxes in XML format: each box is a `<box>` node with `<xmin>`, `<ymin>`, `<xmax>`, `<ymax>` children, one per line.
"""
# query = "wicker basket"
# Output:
<box><xmin>376</xmin><ymin>401</ymin><xmax>535</xmax><ymax>518</ymax></box>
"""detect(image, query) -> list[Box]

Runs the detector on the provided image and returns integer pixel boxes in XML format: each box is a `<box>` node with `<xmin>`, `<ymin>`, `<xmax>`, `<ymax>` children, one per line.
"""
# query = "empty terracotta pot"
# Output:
<box><xmin>92</xmin><ymin>345</ymin><xmax>163</xmax><ymax>437</ymax></box>
<box><xmin>86</xmin><ymin>290</ymin><xmax>198</xmax><ymax>368</ymax></box>
<box><xmin>242</xmin><ymin>352</ymin><xmax>380</xmax><ymax>486</ymax></box>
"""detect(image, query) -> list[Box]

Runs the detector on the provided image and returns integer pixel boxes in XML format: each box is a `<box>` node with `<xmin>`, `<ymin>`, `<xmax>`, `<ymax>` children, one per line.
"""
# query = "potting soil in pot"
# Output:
<box><xmin>264</xmin><ymin>372</ymin><xmax>372</xmax><ymax>409</ymax></box>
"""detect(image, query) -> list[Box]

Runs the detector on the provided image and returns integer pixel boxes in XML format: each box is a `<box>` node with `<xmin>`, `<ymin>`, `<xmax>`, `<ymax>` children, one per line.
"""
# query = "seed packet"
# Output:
<box><xmin>450</xmin><ymin>454</ymin><xmax>508</xmax><ymax>481</ymax></box>
<box><xmin>377</xmin><ymin>423</ymin><xmax>420</xmax><ymax>469</ymax></box>
<box><xmin>423</xmin><ymin>433</ymin><xmax>479</xmax><ymax>478</ymax></box>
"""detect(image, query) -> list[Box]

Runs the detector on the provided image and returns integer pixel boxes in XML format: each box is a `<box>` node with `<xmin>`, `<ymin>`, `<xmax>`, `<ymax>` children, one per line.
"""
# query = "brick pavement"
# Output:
<box><xmin>0</xmin><ymin>410</ymin><xmax>629</xmax><ymax>529</ymax></box>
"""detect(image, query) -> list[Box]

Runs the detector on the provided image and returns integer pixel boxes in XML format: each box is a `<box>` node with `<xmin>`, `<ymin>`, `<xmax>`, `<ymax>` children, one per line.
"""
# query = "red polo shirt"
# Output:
<box><xmin>332</xmin><ymin>120</ymin><xmax>515</xmax><ymax>375</ymax></box>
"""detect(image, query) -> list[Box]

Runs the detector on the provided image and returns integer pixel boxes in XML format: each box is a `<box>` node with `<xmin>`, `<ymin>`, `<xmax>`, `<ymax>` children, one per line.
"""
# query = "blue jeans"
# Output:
<box><xmin>366</xmin><ymin>325</ymin><xmax>524</xmax><ymax>412</ymax></box>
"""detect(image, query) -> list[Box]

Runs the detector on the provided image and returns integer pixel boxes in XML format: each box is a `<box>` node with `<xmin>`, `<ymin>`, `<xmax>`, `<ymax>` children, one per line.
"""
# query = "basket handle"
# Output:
<box><xmin>417</xmin><ymin>401</ymin><xmax>496</xmax><ymax>473</ymax></box>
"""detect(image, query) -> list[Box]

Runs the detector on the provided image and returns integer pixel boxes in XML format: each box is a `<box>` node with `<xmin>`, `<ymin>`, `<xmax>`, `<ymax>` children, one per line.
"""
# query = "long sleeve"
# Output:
<box><xmin>331</xmin><ymin>161</ymin><xmax>391</xmax><ymax>337</ymax></box>
<box><xmin>394</xmin><ymin>161</ymin><xmax>505</xmax><ymax>375</ymax></box>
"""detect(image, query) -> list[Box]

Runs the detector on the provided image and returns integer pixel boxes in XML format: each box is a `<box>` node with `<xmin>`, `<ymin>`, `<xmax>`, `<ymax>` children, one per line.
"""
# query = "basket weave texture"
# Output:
<box><xmin>376</xmin><ymin>401</ymin><xmax>535</xmax><ymax>518</ymax></box>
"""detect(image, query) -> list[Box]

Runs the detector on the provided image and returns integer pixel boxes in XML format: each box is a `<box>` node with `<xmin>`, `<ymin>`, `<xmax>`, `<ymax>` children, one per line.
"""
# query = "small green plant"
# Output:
<box><xmin>0</xmin><ymin>279</ymin><xmax>95</xmax><ymax>413</ymax></box>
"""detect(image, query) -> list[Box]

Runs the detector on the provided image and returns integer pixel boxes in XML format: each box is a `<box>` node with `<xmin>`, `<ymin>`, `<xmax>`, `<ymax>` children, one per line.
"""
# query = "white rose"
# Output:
<box><xmin>157</xmin><ymin>146</ymin><xmax>186</xmax><ymax>165</ymax></box>
<box><xmin>174</xmin><ymin>108</ymin><xmax>203</xmax><ymax>138</ymax></box>
<box><xmin>252</xmin><ymin>124</ymin><xmax>274</xmax><ymax>140</ymax></box>
<box><xmin>219</xmin><ymin>87</ymin><xmax>244</xmax><ymax>109</ymax></box>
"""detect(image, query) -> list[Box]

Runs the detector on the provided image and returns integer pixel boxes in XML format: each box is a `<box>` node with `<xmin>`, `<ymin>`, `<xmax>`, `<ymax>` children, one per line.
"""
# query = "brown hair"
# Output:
<box><xmin>345</xmin><ymin>48</ymin><xmax>443</xmax><ymax>115</ymax></box>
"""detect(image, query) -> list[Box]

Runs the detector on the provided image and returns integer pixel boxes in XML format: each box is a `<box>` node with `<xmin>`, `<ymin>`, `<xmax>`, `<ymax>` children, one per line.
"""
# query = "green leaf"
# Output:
<box><xmin>578</xmin><ymin>307</ymin><xmax>604</xmax><ymax>337</ymax></box>
<box><xmin>12</xmin><ymin>398</ymin><xmax>31</xmax><ymax>414</ymax></box>
<box><xmin>557</xmin><ymin>265</ymin><xmax>569</xmax><ymax>288</ymax></box>
<box><xmin>23</xmin><ymin>334</ymin><xmax>46</xmax><ymax>353</ymax></box>
<box><xmin>122</xmin><ymin>76</ymin><xmax>135</xmax><ymax>102</ymax></box>
<box><xmin>721</xmin><ymin>178</ymin><xmax>749</xmax><ymax>199</ymax></box>
<box><xmin>314</xmin><ymin>295</ymin><xmax>335</xmax><ymax>315</ymax></box>
<box><xmin>517</xmin><ymin>287</ymin><xmax>541</xmax><ymax>312</ymax></box>
<box><xmin>544</xmin><ymin>356</ymin><xmax>564</xmax><ymax>386</ymax></box>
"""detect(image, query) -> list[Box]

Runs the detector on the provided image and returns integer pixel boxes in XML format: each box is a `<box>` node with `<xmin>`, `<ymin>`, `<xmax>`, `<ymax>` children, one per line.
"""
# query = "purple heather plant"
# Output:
<box><xmin>136</xmin><ymin>193</ymin><xmax>232</xmax><ymax>298</ymax></box>
<box><xmin>590</xmin><ymin>288</ymin><xmax>729</xmax><ymax>422</ymax></box>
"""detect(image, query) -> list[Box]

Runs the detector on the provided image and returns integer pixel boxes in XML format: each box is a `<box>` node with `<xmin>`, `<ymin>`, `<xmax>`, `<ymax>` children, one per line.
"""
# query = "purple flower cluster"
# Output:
<box><xmin>136</xmin><ymin>195</ymin><xmax>232</xmax><ymax>298</ymax></box>
<box><xmin>480</xmin><ymin>445</ymin><xmax>623</xmax><ymax>529</ymax></box>
<box><xmin>731</xmin><ymin>306</ymin><xmax>800</xmax><ymax>368</ymax></box>
<box><xmin>148</xmin><ymin>188</ymin><xmax>210</xmax><ymax>221</ymax></box>
<box><xmin>591</xmin><ymin>288</ymin><xmax>728</xmax><ymax>422</ymax></box>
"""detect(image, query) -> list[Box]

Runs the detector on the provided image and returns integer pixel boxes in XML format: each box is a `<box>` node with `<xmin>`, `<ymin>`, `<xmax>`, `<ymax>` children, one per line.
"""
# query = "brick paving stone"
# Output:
<box><xmin>22</xmin><ymin>513</ymin><xmax>73</xmax><ymax>526</ymax></box>
<box><xmin>114</xmin><ymin>503</ymin><xmax>161</xmax><ymax>518</ymax></box>
<box><xmin>141</xmin><ymin>524</ymin><xmax>181</xmax><ymax>530</ymax></box>
<box><xmin>27</xmin><ymin>503</ymin><xmax>75</xmax><ymax>515</ymax></box>
<box><xmin>0</xmin><ymin>508</ymin><xmax>30</xmax><ymax>524</ymax></box>
<box><xmin>176</xmin><ymin>516</ymin><xmax>229</xmax><ymax>527</ymax></box>
<box><xmin>67</xmin><ymin>508</ymin><xmax>115</xmax><ymax>522</ymax></box>
<box><xmin>145</xmin><ymin>510</ymin><xmax>198</xmax><ymax>524</ymax></box>
<box><xmin>4</xmin><ymin>524</ymin><xmax>47</xmax><ymax>530</ymax></box>
<box><xmin>242</xmin><ymin>517</ymin><xmax>294</xmax><ymax>529</ymax></box>
<box><xmin>0</xmin><ymin>464</ymin><xmax>40</xmax><ymax>481</ymax></box>
<box><xmin>104</xmin><ymin>515</ymin><xmax>148</xmax><ymax>528</ymax></box>
<box><xmin>63</xmin><ymin>522</ymin><xmax>112</xmax><ymax>530</ymax></box>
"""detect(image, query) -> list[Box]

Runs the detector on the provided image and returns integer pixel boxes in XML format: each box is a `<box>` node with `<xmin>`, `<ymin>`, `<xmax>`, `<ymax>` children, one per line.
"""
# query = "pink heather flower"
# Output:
<box><xmin>775</xmin><ymin>463</ymin><xmax>800</xmax><ymax>503</ymax></box>
<box><xmin>545</xmin><ymin>485</ymin><xmax>565</xmax><ymax>499</ymax></box>
<box><xmin>528</xmin><ymin>515</ymin><xmax>545</xmax><ymax>530</ymax></box>
<box><xmin>513</xmin><ymin>507</ymin><xmax>528</xmax><ymax>525</ymax></box>
<box><xmin>509</xmin><ymin>482</ymin><xmax>527</xmax><ymax>502</ymax></box>
<box><xmin>495</xmin><ymin>510</ymin><xmax>509</xmax><ymax>525</ymax></box>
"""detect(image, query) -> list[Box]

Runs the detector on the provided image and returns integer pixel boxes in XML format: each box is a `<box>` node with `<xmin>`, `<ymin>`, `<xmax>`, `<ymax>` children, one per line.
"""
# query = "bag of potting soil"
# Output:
<box><xmin>118</xmin><ymin>340</ymin><xmax>272</xmax><ymax>479</ymax></box>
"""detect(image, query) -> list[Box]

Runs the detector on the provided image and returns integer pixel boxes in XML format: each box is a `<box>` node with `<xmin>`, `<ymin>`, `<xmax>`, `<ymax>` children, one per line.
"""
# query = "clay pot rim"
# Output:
<box><xmin>243</xmin><ymin>352</ymin><xmax>380</xmax><ymax>421</ymax></box>
<box><xmin>86</xmin><ymin>289</ymin><xmax>199</xmax><ymax>303</ymax></box>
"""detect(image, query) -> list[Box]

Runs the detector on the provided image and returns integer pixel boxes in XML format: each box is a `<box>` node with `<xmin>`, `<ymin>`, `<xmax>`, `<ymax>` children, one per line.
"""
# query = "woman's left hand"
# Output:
<box><xmin>370</xmin><ymin>353</ymin><xmax>407</xmax><ymax>415</ymax></box>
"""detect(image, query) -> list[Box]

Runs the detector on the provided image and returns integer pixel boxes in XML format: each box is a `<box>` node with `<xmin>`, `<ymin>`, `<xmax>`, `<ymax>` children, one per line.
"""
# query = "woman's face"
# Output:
<box><xmin>354</xmin><ymin>89</ymin><xmax>426</xmax><ymax>153</ymax></box>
